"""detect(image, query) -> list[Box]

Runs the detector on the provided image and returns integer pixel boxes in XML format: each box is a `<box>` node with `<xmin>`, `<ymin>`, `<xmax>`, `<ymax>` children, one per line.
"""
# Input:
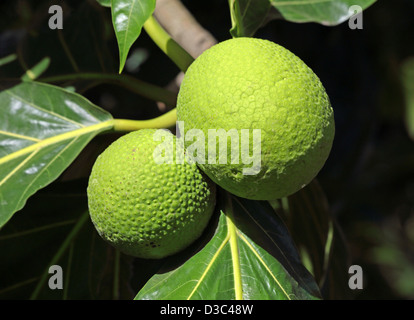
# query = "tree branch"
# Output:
<box><xmin>154</xmin><ymin>0</ymin><xmax>217</xmax><ymax>59</ymax></box>
<box><xmin>152</xmin><ymin>0</ymin><xmax>217</xmax><ymax>111</ymax></box>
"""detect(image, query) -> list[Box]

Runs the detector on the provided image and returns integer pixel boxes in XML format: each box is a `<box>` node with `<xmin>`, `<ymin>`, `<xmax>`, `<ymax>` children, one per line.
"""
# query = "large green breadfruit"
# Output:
<box><xmin>177</xmin><ymin>37</ymin><xmax>335</xmax><ymax>200</ymax></box>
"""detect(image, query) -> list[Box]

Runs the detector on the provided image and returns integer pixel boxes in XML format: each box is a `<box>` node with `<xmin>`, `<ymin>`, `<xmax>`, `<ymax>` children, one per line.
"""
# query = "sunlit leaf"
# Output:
<box><xmin>270</xmin><ymin>0</ymin><xmax>377</xmax><ymax>26</ymax></box>
<box><xmin>96</xmin><ymin>0</ymin><xmax>111</xmax><ymax>7</ymax></box>
<box><xmin>136</xmin><ymin>192</ymin><xmax>321</xmax><ymax>300</ymax></box>
<box><xmin>111</xmin><ymin>0</ymin><xmax>156</xmax><ymax>73</ymax></box>
<box><xmin>228</xmin><ymin>0</ymin><xmax>376</xmax><ymax>38</ymax></box>
<box><xmin>0</xmin><ymin>81</ymin><xmax>114</xmax><ymax>228</ymax></box>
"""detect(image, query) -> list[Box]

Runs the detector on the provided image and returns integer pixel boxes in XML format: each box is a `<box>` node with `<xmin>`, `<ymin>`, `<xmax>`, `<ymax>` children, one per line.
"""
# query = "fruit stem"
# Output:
<box><xmin>39</xmin><ymin>72</ymin><xmax>177</xmax><ymax>108</ymax></box>
<box><xmin>112</xmin><ymin>108</ymin><xmax>177</xmax><ymax>132</ymax></box>
<box><xmin>143</xmin><ymin>15</ymin><xmax>194</xmax><ymax>72</ymax></box>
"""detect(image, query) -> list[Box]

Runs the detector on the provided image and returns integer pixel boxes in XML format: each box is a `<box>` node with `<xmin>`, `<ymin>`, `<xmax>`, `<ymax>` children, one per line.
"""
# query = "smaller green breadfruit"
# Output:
<box><xmin>87</xmin><ymin>129</ymin><xmax>216</xmax><ymax>259</ymax></box>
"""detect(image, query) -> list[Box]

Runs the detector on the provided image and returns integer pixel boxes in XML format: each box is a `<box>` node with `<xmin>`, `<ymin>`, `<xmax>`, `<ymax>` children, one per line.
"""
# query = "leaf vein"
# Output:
<box><xmin>13</xmin><ymin>136</ymin><xmax>80</xmax><ymax>213</ymax></box>
<box><xmin>187</xmin><ymin>234</ymin><xmax>230</xmax><ymax>300</ymax></box>
<box><xmin>5</xmin><ymin>89</ymin><xmax>85</xmax><ymax>128</ymax></box>
<box><xmin>0</xmin><ymin>149</ymin><xmax>40</xmax><ymax>188</ymax></box>
<box><xmin>0</xmin><ymin>130</ymin><xmax>40</xmax><ymax>142</ymax></box>
<box><xmin>0</xmin><ymin>120</ymin><xmax>114</xmax><ymax>166</ymax></box>
<box><xmin>238</xmin><ymin>232</ymin><xmax>291</xmax><ymax>299</ymax></box>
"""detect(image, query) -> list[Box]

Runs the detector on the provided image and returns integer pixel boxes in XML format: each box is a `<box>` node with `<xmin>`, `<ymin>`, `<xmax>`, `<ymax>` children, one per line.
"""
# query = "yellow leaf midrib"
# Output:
<box><xmin>227</xmin><ymin>214</ymin><xmax>243</xmax><ymax>300</ymax></box>
<box><xmin>187</xmin><ymin>211</ymin><xmax>244</xmax><ymax>301</ymax></box>
<box><xmin>0</xmin><ymin>120</ymin><xmax>114</xmax><ymax>167</ymax></box>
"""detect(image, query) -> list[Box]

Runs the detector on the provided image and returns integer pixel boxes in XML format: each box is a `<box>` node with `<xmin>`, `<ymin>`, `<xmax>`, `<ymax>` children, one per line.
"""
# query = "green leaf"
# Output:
<box><xmin>364</xmin><ymin>214</ymin><xmax>414</xmax><ymax>299</ymax></box>
<box><xmin>96</xmin><ymin>0</ymin><xmax>111</xmax><ymax>7</ymax></box>
<box><xmin>284</xmin><ymin>180</ymin><xmax>351</xmax><ymax>299</ymax></box>
<box><xmin>16</xmin><ymin>2</ymin><xmax>118</xmax><ymax>80</ymax></box>
<box><xmin>111</xmin><ymin>0</ymin><xmax>156</xmax><ymax>73</ymax></box>
<box><xmin>285</xmin><ymin>181</ymin><xmax>334</xmax><ymax>285</ymax></box>
<box><xmin>135</xmin><ymin>192</ymin><xmax>321</xmax><ymax>300</ymax></box>
<box><xmin>0</xmin><ymin>179</ymin><xmax>136</xmax><ymax>299</ymax></box>
<box><xmin>0</xmin><ymin>81</ymin><xmax>114</xmax><ymax>229</ymax></box>
<box><xmin>0</xmin><ymin>54</ymin><xmax>17</xmax><ymax>67</ymax></box>
<box><xmin>270</xmin><ymin>0</ymin><xmax>377</xmax><ymax>26</ymax></box>
<box><xmin>21</xmin><ymin>57</ymin><xmax>51</xmax><ymax>81</ymax></box>
<box><xmin>401</xmin><ymin>57</ymin><xmax>414</xmax><ymax>141</ymax></box>
<box><xmin>229</xmin><ymin>0</ymin><xmax>271</xmax><ymax>37</ymax></box>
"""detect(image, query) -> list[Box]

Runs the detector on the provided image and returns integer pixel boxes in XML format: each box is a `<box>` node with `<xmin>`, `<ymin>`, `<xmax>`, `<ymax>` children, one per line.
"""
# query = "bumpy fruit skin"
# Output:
<box><xmin>177</xmin><ymin>37</ymin><xmax>335</xmax><ymax>200</ymax></box>
<box><xmin>87</xmin><ymin>129</ymin><xmax>216</xmax><ymax>259</ymax></box>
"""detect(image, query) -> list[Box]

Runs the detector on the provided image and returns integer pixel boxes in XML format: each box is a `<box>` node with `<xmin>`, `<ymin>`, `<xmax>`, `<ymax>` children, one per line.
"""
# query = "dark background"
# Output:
<box><xmin>0</xmin><ymin>0</ymin><xmax>413</xmax><ymax>300</ymax></box>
